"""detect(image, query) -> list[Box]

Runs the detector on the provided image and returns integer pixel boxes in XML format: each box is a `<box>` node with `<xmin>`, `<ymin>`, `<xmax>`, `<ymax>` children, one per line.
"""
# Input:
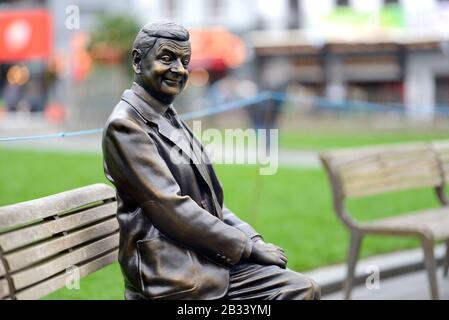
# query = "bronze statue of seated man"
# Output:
<box><xmin>102</xmin><ymin>21</ymin><xmax>320</xmax><ymax>300</ymax></box>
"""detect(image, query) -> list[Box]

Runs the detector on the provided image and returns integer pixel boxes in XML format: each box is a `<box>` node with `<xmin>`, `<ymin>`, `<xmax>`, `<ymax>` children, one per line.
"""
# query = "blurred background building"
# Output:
<box><xmin>1</xmin><ymin>0</ymin><xmax>449</xmax><ymax>131</ymax></box>
<box><xmin>251</xmin><ymin>0</ymin><xmax>449</xmax><ymax>119</ymax></box>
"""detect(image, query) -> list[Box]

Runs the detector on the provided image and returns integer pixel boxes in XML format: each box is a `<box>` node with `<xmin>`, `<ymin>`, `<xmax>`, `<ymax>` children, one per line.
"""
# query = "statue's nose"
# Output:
<box><xmin>170</xmin><ymin>59</ymin><xmax>187</xmax><ymax>76</ymax></box>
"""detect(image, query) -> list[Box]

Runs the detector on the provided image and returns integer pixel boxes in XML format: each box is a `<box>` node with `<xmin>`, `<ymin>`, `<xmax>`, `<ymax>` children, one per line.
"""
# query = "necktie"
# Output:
<box><xmin>164</xmin><ymin>106</ymin><xmax>197</xmax><ymax>161</ymax></box>
<box><xmin>164</xmin><ymin>106</ymin><xmax>182</xmax><ymax>129</ymax></box>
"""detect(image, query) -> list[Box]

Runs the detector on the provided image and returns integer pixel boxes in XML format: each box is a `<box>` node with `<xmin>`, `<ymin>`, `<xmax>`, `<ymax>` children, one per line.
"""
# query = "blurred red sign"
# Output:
<box><xmin>0</xmin><ymin>9</ymin><xmax>52</xmax><ymax>62</ymax></box>
<box><xmin>189</xmin><ymin>28</ymin><xmax>246</xmax><ymax>71</ymax></box>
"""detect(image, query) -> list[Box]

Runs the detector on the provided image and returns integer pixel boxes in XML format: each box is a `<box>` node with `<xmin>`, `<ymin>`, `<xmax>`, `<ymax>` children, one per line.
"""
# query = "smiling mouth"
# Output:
<box><xmin>163</xmin><ymin>78</ymin><xmax>181</xmax><ymax>86</ymax></box>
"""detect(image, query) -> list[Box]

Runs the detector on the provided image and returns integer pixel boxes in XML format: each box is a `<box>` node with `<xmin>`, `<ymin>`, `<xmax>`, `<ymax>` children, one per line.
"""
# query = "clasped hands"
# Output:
<box><xmin>247</xmin><ymin>238</ymin><xmax>287</xmax><ymax>269</ymax></box>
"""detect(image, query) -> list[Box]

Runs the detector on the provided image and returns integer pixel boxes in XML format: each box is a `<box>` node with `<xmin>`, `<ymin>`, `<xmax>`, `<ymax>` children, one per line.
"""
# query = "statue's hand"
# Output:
<box><xmin>248</xmin><ymin>241</ymin><xmax>287</xmax><ymax>269</ymax></box>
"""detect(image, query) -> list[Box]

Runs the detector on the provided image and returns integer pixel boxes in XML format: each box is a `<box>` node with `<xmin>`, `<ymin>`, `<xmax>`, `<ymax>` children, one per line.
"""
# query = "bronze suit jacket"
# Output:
<box><xmin>102</xmin><ymin>85</ymin><xmax>261</xmax><ymax>300</ymax></box>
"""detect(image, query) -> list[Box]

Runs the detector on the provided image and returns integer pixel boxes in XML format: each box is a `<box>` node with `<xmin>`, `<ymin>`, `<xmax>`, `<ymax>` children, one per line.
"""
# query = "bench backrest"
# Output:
<box><xmin>320</xmin><ymin>141</ymin><xmax>448</xmax><ymax>227</ymax></box>
<box><xmin>0</xmin><ymin>183</ymin><xmax>118</xmax><ymax>300</ymax></box>
<box><xmin>320</xmin><ymin>142</ymin><xmax>443</xmax><ymax>199</ymax></box>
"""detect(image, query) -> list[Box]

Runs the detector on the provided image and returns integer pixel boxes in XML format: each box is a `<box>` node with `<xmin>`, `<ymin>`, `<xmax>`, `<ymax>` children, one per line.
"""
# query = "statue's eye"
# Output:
<box><xmin>183</xmin><ymin>59</ymin><xmax>190</xmax><ymax>66</ymax></box>
<box><xmin>160</xmin><ymin>55</ymin><xmax>172</xmax><ymax>63</ymax></box>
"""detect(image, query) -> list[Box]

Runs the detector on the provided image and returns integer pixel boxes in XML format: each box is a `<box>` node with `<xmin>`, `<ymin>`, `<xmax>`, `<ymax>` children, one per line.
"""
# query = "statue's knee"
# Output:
<box><xmin>276</xmin><ymin>271</ymin><xmax>321</xmax><ymax>300</ymax></box>
<box><xmin>288</xmin><ymin>274</ymin><xmax>321</xmax><ymax>300</ymax></box>
<box><xmin>306</xmin><ymin>278</ymin><xmax>321</xmax><ymax>300</ymax></box>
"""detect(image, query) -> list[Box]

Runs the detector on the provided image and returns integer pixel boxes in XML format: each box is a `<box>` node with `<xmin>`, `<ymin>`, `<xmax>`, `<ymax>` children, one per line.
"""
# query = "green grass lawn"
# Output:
<box><xmin>0</xmin><ymin>146</ymin><xmax>444</xmax><ymax>299</ymax></box>
<box><xmin>280</xmin><ymin>129</ymin><xmax>449</xmax><ymax>150</ymax></box>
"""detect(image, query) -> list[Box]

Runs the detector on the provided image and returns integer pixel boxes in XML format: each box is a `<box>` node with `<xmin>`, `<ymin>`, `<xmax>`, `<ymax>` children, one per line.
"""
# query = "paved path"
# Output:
<box><xmin>305</xmin><ymin>245</ymin><xmax>449</xmax><ymax>300</ymax></box>
<box><xmin>323</xmin><ymin>269</ymin><xmax>449</xmax><ymax>300</ymax></box>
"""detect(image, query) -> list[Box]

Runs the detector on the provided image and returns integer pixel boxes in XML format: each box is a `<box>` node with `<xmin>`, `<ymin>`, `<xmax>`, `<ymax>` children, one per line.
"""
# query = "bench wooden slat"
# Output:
<box><xmin>0</xmin><ymin>184</ymin><xmax>115</xmax><ymax>230</ymax></box>
<box><xmin>337</xmin><ymin>149</ymin><xmax>435</xmax><ymax>167</ymax></box>
<box><xmin>338</xmin><ymin>152</ymin><xmax>436</xmax><ymax>170</ymax></box>
<box><xmin>342</xmin><ymin>173</ymin><xmax>442</xmax><ymax>197</ymax></box>
<box><xmin>365</xmin><ymin>207</ymin><xmax>449</xmax><ymax>240</ymax></box>
<box><xmin>326</xmin><ymin>143</ymin><xmax>431</xmax><ymax>167</ymax></box>
<box><xmin>0</xmin><ymin>278</ymin><xmax>9</xmax><ymax>299</ymax></box>
<box><xmin>341</xmin><ymin>164</ymin><xmax>440</xmax><ymax>184</ymax></box>
<box><xmin>338</xmin><ymin>153</ymin><xmax>438</xmax><ymax>173</ymax></box>
<box><xmin>329</xmin><ymin>158</ymin><xmax>436</xmax><ymax>182</ymax></box>
<box><xmin>15</xmin><ymin>249</ymin><xmax>118</xmax><ymax>300</ymax></box>
<box><xmin>343</xmin><ymin>168</ymin><xmax>442</xmax><ymax>197</ymax></box>
<box><xmin>334</xmin><ymin>152</ymin><xmax>437</xmax><ymax>175</ymax></box>
<box><xmin>6</xmin><ymin>218</ymin><xmax>119</xmax><ymax>271</ymax></box>
<box><xmin>0</xmin><ymin>201</ymin><xmax>117</xmax><ymax>252</ymax></box>
<box><xmin>345</xmin><ymin>176</ymin><xmax>441</xmax><ymax>198</ymax></box>
<box><xmin>344</xmin><ymin>174</ymin><xmax>439</xmax><ymax>193</ymax></box>
<box><xmin>12</xmin><ymin>232</ymin><xmax>119</xmax><ymax>290</ymax></box>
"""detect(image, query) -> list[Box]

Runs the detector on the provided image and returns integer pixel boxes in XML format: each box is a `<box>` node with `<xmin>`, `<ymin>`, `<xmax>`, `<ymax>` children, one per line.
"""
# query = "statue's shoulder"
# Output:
<box><xmin>104</xmin><ymin>98</ymin><xmax>145</xmax><ymax>133</ymax></box>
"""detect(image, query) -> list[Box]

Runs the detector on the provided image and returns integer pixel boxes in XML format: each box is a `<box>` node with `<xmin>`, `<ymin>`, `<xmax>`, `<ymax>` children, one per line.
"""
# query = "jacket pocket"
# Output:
<box><xmin>136</xmin><ymin>233</ymin><xmax>198</xmax><ymax>299</ymax></box>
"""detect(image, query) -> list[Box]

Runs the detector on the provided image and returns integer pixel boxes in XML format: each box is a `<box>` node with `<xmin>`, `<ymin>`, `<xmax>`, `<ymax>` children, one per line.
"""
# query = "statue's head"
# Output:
<box><xmin>132</xmin><ymin>21</ymin><xmax>191</xmax><ymax>104</ymax></box>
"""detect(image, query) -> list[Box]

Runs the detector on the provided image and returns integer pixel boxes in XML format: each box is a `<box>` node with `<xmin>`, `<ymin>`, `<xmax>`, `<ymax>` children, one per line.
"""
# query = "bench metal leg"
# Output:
<box><xmin>444</xmin><ymin>239</ymin><xmax>449</xmax><ymax>278</ymax></box>
<box><xmin>421</xmin><ymin>238</ymin><xmax>439</xmax><ymax>300</ymax></box>
<box><xmin>344</xmin><ymin>232</ymin><xmax>362</xmax><ymax>300</ymax></box>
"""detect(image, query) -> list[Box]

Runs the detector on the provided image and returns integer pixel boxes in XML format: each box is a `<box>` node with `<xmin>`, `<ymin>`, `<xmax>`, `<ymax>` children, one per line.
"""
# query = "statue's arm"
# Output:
<box><xmin>103</xmin><ymin>117</ymin><xmax>253</xmax><ymax>266</ymax></box>
<box><xmin>222</xmin><ymin>205</ymin><xmax>263</xmax><ymax>242</ymax></box>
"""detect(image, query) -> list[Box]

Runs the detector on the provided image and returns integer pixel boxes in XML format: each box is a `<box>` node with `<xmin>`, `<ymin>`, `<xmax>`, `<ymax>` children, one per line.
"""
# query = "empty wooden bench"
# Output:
<box><xmin>320</xmin><ymin>141</ymin><xmax>449</xmax><ymax>300</ymax></box>
<box><xmin>0</xmin><ymin>183</ymin><xmax>118</xmax><ymax>300</ymax></box>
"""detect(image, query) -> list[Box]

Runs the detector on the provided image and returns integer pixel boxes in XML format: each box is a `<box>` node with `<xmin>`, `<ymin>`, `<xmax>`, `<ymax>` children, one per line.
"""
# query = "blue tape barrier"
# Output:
<box><xmin>1</xmin><ymin>90</ymin><xmax>449</xmax><ymax>142</ymax></box>
<box><xmin>0</xmin><ymin>128</ymin><xmax>104</xmax><ymax>142</ymax></box>
<box><xmin>0</xmin><ymin>92</ymin><xmax>272</xmax><ymax>142</ymax></box>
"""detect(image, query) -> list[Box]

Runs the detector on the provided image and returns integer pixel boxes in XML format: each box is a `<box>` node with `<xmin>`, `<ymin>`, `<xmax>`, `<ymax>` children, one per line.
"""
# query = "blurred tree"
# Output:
<box><xmin>89</xmin><ymin>13</ymin><xmax>140</xmax><ymax>75</ymax></box>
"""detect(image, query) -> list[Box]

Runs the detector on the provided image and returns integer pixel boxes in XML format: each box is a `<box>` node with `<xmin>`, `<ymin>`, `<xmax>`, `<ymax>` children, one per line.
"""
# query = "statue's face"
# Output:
<box><xmin>137</xmin><ymin>38</ymin><xmax>191</xmax><ymax>103</ymax></box>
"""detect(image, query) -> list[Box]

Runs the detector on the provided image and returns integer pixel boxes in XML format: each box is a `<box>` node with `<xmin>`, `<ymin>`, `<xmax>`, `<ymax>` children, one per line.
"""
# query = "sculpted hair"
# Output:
<box><xmin>133</xmin><ymin>21</ymin><xmax>190</xmax><ymax>58</ymax></box>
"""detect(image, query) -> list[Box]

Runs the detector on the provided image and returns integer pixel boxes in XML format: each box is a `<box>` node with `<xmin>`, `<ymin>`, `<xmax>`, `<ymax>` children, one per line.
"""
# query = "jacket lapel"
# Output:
<box><xmin>180</xmin><ymin>121</ymin><xmax>224</xmax><ymax>219</ymax></box>
<box><xmin>121</xmin><ymin>90</ymin><xmax>223</xmax><ymax>218</ymax></box>
<box><xmin>121</xmin><ymin>90</ymin><xmax>193</xmax><ymax>162</ymax></box>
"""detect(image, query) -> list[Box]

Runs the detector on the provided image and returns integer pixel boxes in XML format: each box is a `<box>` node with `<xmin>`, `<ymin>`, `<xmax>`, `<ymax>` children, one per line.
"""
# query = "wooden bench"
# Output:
<box><xmin>320</xmin><ymin>141</ymin><xmax>449</xmax><ymax>300</ymax></box>
<box><xmin>0</xmin><ymin>183</ymin><xmax>119</xmax><ymax>300</ymax></box>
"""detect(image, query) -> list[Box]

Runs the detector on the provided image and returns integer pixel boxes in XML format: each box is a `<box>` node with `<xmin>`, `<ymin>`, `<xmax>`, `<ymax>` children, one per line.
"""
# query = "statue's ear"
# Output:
<box><xmin>132</xmin><ymin>49</ymin><xmax>141</xmax><ymax>74</ymax></box>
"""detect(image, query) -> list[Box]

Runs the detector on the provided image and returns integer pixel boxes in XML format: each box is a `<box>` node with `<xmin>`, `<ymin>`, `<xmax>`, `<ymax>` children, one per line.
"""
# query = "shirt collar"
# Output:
<box><xmin>131</xmin><ymin>82</ymin><xmax>171</xmax><ymax>115</ymax></box>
